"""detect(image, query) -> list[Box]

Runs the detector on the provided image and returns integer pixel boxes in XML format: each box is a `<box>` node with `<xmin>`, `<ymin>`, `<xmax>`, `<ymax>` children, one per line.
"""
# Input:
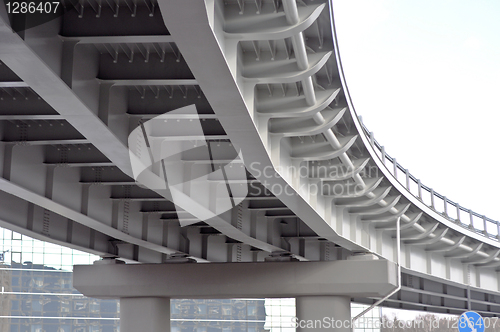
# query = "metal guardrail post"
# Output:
<box><xmin>483</xmin><ymin>216</ymin><xmax>488</xmax><ymax>236</ymax></box>
<box><xmin>393</xmin><ymin>158</ymin><xmax>397</xmax><ymax>179</ymax></box>
<box><xmin>443</xmin><ymin>196</ymin><xmax>448</xmax><ymax>217</ymax></box>
<box><xmin>350</xmin><ymin>100</ymin><xmax>497</xmax><ymax>241</ymax></box>
<box><xmin>430</xmin><ymin>188</ymin><xmax>435</xmax><ymax>209</ymax></box>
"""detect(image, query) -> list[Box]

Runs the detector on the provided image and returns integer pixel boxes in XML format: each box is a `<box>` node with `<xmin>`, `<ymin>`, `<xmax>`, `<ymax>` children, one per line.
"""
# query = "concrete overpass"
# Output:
<box><xmin>0</xmin><ymin>0</ymin><xmax>499</xmax><ymax>330</ymax></box>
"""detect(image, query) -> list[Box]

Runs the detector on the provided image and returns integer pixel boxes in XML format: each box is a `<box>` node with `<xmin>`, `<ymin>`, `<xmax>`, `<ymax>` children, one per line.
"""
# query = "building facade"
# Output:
<box><xmin>0</xmin><ymin>227</ymin><xmax>269</xmax><ymax>332</ymax></box>
<box><xmin>0</xmin><ymin>226</ymin><xmax>380</xmax><ymax>332</ymax></box>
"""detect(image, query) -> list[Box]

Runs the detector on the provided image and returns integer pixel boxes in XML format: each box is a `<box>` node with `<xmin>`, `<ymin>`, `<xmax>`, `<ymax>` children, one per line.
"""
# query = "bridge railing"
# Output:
<box><xmin>358</xmin><ymin>117</ymin><xmax>500</xmax><ymax>241</ymax></box>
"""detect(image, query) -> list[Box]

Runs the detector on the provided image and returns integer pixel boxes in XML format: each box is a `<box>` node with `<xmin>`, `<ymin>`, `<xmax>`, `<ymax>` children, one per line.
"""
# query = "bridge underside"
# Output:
<box><xmin>0</xmin><ymin>0</ymin><xmax>500</xmax><ymax>319</ymax></box>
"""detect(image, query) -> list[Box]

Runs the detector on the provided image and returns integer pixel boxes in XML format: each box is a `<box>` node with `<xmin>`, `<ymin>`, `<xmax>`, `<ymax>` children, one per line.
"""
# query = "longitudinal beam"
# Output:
<box><xmin>0</xmin><ymin>177</ymin><xmax>190</xmax><ymax>259</ymax></box>
<box><xmin>157</xmin><ymin>0</ymin><xmax>364</xmax><ymax>253</ymax></box>
<box><xmin>0</xmin><ymin>10</ymin><xmax>289</xmax><ymax>259</ymax></box>
<box><xmin>0</xmin><ymin>13</ymin><xmax>134</xmax><ymax>176</ymax></box>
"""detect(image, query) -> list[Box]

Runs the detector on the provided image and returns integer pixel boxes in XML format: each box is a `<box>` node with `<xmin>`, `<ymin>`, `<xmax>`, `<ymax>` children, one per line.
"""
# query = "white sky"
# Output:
<box><xmin>331</xmin><ymin>0</ymin><xmax>500</xmax><ymax>223</ymax></box>
<box><xmin>331</xmin><ymin>0</ymin><xmax>500</xmax><ymax>321</ymax></box>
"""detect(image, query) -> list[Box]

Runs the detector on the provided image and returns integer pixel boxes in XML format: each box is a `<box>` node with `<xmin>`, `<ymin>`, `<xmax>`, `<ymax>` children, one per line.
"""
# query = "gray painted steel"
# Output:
<box><xmin>73</xmin><ymin>260</ymin><xmax>398</xmax><ymax>299</ymax></box>
<box><xmin>0</xmin><ymin>0</ymin><xmax>500</xmax><ymax>315</ymax></box>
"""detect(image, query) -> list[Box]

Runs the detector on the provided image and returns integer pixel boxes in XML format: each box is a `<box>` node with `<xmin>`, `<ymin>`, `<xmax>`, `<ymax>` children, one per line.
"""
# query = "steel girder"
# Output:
<box><xmin>0</xmin><ymin>0</ymin><xmax>499</xmax><ymax>314</ymax></box>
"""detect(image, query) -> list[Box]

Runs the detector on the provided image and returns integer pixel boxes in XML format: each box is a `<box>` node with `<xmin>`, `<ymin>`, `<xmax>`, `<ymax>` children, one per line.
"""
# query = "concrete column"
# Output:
<box><xmin>296</xmin><ymin>296</ymin><xmax>351</xmax><ymax>332</ymax></box>
<box><xmin>120</xmin><ymin>297</ymin><xmax>171</xmax><ymax>332</ymax></box>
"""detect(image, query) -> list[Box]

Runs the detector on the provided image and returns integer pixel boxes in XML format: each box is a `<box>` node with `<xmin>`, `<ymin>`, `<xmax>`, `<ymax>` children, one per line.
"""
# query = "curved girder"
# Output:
<box><xmin>270</xmin><ymin>106</ymin><xmax>345</xmax><ymax>137</ymax></box>
<box><xmin>2</xmin><ymin>0</ymin><xmax>500</xmax><ymax>302</ymax></box>
<box><xmin>224</xmin><ymin>3</ymin><xmax>325</xmax><ymax>40</ymax></box>
<box><xmin>336</xmin><ymin>186</ymin><xmax>392</xmax><ymax>207</ymax></box>
<box><xmin>257</xmin><ymin>88</ymin><xmax>342</xmax><ymax>118</ymax></box>
<box><xmin>352</xmin><ymin>195</ymin><xmax>402</xmax><ymax>216</ymax></box>
<box><xmin>405</xmin><ymin>227</ymin><xmax>449</xmax><ymax>246</ymax></box>
<box><xmin>182</xmin><ymin>0</ymin><xmax>500</xmax><ymax>281</ymax></box>
<box><xmin>308</xmin><ymin>157</ymin><xmax>369</xmax><ymax>182</ymax></box>
<box><xmin>291</xmin><ymin>135</ymin><xmax>358</xmax><ymax>160</ymax></box>
<box><xmin>401</xmin><ymin>223</ymin><xmax>439</xmax><ymax>241</ymax></box>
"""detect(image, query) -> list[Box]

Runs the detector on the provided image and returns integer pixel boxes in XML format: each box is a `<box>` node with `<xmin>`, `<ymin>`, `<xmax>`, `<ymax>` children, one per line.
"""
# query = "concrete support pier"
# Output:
<box><xmin>73</xmin><ymin>259</ymin><xmax>397</xmax><ymax>332</ymax></box>
<box><xmin>121</xmin><ymin>297</ymin><xmax>171</xmax><ymax>332</ymax></box>
<box><xmin>296</xmin><ymin>296</ymin><xmax>351</xmax><ymax>332</ymax></box>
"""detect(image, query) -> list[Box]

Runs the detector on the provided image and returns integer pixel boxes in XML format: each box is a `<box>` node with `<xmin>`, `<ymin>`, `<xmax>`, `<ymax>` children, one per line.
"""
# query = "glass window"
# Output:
<box><xmin>2</xmin><ymin>229</ymin><xmax>12</xmax><ymax>239</ymax></box>
<box><xmin>32</xmin><ymin>300</ymin><xmax>42</xmax><ymax>312</ymax></box>
<box><xmin>61</xmin><ymin>247</ymin><xmax>73</xmax><ymax>255</ymax></box>
<box><xmin>61</xmin><ymin>255</ymin><xmax>72</xmax><ymax>267</ymax></box>
<box><xmin>247</xmin><ymin>305</ymin><xmax>256</xmax><ymax>316</ymax></box>
<box><xmin>45</xmin><ymin>253</ymin><xmax>62</xmax><ymax>268</ymax></box>
<box><xmin>22</xmin><ymin>252</ymin><xmax>33</xmax><ymax>264</ymax></box>
<box><xmin>33</xmin><ymin>245</ymin><xmax>45</xmax><ymax>253</ymax></box>
<box><xmin>208</xmin><ymin>305</ymin><xmax>220</xmax><ymax>316</ymax></box>
<box><xmin>32</xmin><ymin>253</ymin><xmax>44</xmax><ymax>265</ymax></box>
<box><xmin>196</xmin><ymin>304</ymin><xmax>207</xmax><ymax>315</ymax></box>
<box><xmin>10</xmin><ymin>241</ymin><xmax>22</xmax><ymax>253</ymax></box>
<box><xmin>74</xmin><ymin>300</ymin><xmax>88</xmax><ymax>311</ymax></box>
<box><xmin>21</xmin><ymin>238</ymin><xmax>33</xmax><ymax>248</ymax></box>
<box><xmin>73</xmin><ymin>328</ymin><xmax>87</xmax><ymax>332</ymax></box>
<box><xmin>90</xmin><ymin>301</ymin><xmax>100</xmax><ymax>313</ymax></box>
<box><xmin>44</xmin><ymin>243</ymin><xmax>62</xmax><ymax>254</ymax></box>
<box><xmin>61</xmin><ymin>300</ymin><xmax>71</xmax><ymax>313</ymax></box>
<box><xmin>11</xmin><ymin>252</ymin><xmax>21</xmax><ymax>263</ymax></box>
<box><xmin>171</xmin><ymin>302</ymin><xmax>181</xmax><ymax>315</ymax></box>
<box><xmin>11</xmin><ymin>300</ymin><xmax>20</xmax><ymax>310</ymax></box>
<box><xmin>222</xmin><ymin>305</ymin><xmax>231</xmax><ymax>316</ymax></box>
